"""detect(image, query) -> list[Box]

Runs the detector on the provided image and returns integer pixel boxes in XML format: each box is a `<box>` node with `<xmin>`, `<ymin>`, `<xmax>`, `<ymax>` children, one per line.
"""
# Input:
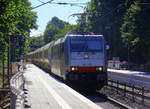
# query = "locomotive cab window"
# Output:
<box><xmin>70</xmin><ymin>38</ymin><xmax>103</xmax><ymax>52</ymax></box>
<box><xmin>87</xmin><ymin>41</ymin><xmax>103</xmax><ymax>52</ymax></box>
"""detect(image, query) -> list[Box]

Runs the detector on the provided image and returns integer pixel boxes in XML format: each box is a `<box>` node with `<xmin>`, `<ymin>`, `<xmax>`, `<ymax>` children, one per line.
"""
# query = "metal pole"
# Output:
<box><xmin>7</xmin><ymin>44</ymin><xmax>10</xmax><ymax>83</ymax></box>
<box><xmin>2</xmin><ymin>53</ymin><xmax>5</xmax><ymax>88</ymax></box>
<box><xmin>127</xmin><ymin>41</ymin><xmax>130</xmax><ymax>70</ymax></box>
<box><xmin>7</xmin><ymin>35</ymin><xmax>11</xmax><ymax>85</ymax></box>
<box><xmin>10</xmin><ymin>37</ymin><xmax>12</xmax><ymax>74</ymax></box>
<box><xmin>128</xmin><ymin>44</ymin><xmax>129</xmax><ymax>69</ymax></box>
<box><xmin>111</xmin><ymin>81</ymin><xmax>113</xmax><ymax>91</ymax></box>
<box><xmin>117</xmin><ymin>81</ymin><xmax>118</xmax><ymax>94</ymax></box>
<box><xmin>132</xmin><ymin>85</ymin><xmax>135</xmax><ymax>102</ymax></box>
<box><xmin>142</xmin><ymin>87</ymin><xmax>144</xmax><ymax>104</ymax></box>
<box><xmin>14</xmin><ymin>45</ymin><xmax>16</xmax><ymax>61</ymax></box>
<box><xmin>124</xmin><ymin>84</ymin><xmax>126</xmax><ymax>97</ymax></box>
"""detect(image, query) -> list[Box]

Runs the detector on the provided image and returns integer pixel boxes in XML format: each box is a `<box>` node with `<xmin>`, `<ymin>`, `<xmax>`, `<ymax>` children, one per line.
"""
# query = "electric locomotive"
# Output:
<box><xmin>26</xmin><ymin>34</ymin><xmax>107</xmax><ymax>89</ymax></box>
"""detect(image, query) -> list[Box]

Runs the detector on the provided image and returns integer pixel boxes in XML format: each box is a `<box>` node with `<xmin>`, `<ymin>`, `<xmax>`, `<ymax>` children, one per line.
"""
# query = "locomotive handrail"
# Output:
<box><xmin>10</xmin><ymin>61</ymin><xmax>25</xmax><ymax>109</ymax></box>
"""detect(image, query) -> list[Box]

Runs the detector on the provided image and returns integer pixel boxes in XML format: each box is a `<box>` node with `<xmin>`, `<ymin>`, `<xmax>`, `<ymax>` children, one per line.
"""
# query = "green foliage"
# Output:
<box><xmin>44</xmin><ymin>17</ymin><xmax>72</xmax><ymax>43</ymax></box>
<box><xmin>53</xmin><ymin>25</ymin><xmax>76</xmax><ymax>40</ymax></box>
<box><xmin>121</xmin><ymin>0</ymin><xmax>150</xmax><ymax>64</ymax></box>
<box><xmin>80</xmin><ymin>0</ymin><xmax>150</xmax><ymax>65</ymax></box>
<box><xmin>0</xmin><ymin>0</ymin><xmax>37</xmax><ymax>60</ymax></box>
<box><xmin>28</xmin><ymin>35</ymin><xmax>44</xmax><ymax>51</ymax></box>
<box><xmin>48</xmin><ymin>17</ymin><xmax>68</xmax><ymax>28</ymax></box>
<box><xmin>121</xmin><ymin>2</ymin><xmax>141</xmax><ymax>45</ymax></box>
<box><xmin>0</xmin><ymin>0</ymin><xmax>37</xmax><ymax>36</ymax></box>
<box><xmin>44</xmin><ymin>24</ymin><xmax>60</xmax><ymax>42</ymax></box>
<box><xmin>82</xmin><ymin>0</ymin><xmax>127</xmax><ymax>60</ymax></box>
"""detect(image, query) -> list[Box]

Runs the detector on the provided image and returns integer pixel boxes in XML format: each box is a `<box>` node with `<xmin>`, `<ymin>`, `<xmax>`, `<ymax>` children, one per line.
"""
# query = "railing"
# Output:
<box><xmin>10</xmin><ymin>62</ymin><xmax>25</xmax><ymax>109</ymax></box>
<box><xmin>108</xmin><ymin>69</ymin><xmax>150</xmax><ymax>89</ymax></box>
<box><xmin>107</xmin><ymin>80</ymin><xmax>150</xmax><ymax>104</ymax></box>
<box><xmin>107</xmin><ymin>69</ymin><xmax>150</xmax><ymax>105</ymax></box>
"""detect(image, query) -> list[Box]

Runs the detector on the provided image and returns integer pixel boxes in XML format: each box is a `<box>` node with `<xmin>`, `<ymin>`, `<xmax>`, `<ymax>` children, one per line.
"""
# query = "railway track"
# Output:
<box><xmin>95</xmin><ymin>92</ymin><xmax>132</xmax><ymax>109</ymax></box>
<box><xmin>98</xmin><ymin>80</ymin><xmax>150</xmax><ymax>109</ymax></box>
<box><xmin>83</xmin><ymin>91</ymin><xmax>131</xmax><ymax>109</ymax></box>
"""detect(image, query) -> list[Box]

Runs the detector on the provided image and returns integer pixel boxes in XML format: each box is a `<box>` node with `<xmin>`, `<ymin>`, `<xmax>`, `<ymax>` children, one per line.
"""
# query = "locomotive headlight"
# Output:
<box><xmin>71</xmin><ymin>67</ymin><xmax>75</xmax><ymax>71</ymax></box>
<box><xmin>71</xmin><ymin>67</ymin><xmax>78</xmax><ymax>71</ymax></box>
<box><xmin>96</xmin><ymin>67</ymin><xmax>103</xmax><ymax>71</ymax></box>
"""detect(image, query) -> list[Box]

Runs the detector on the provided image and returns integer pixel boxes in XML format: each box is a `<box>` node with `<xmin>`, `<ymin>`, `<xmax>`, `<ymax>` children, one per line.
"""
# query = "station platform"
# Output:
<box><xmin>24</xmin><ymin>64</ymin><xmax>102</xmax><ymax>109</ymax></box>
<box><xmin>108</xmin><ymin>68</ymin><xmax>150</xmax><ymax>89</ymax></box>
<box><xmin>108</xmin><ymin>69</ymin><xmax>150</xmax><ymax>77</ymax></box>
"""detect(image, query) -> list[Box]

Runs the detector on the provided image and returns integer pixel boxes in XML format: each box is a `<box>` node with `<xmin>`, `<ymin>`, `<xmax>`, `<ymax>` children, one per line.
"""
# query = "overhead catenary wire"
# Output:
<box><xmin>138</xmin><ymin>3</ymin><xmax>150</xmax><ymax>5</ymax></box>
<box><xmin>37</xmin><ymin>0</ymin><xmax>87</xmax><ymax>5</ymax></box>
<box><xmin>31</xmin><ymin>0</ymin><xmax>54</xmax><ymax>10</ymax></box>
<box><xmin>49</xmin><ymin>2</ymin><xmax>86</xmax><ymax>8</ymax></box>
<box><xmin>33</xmin><ymin>1</ymin><xmax>149</xmax><ymax>26</ymax></box>
<box><xmin>34</xmin><ymin>0</ymin><xmax>87</xmax><ymax>9</ymax></box>
<box><xmin>69</xmin><ymin>3</ymin><xmax>125</xmax><ymax>22</ymax></box>
<box><xmin>33</xmin><ymin>0</ymin><xmax>123</xmax><ymax>21</ymax></box>
<box><xmin>37</xmin><ymin>0</ymin><xmax>44</xmax><ymax>3</ymax></box>
<box><xmin>37</xmin><ymin>0</ymin><xmax>83</xmax><ymax>7</ymax></box>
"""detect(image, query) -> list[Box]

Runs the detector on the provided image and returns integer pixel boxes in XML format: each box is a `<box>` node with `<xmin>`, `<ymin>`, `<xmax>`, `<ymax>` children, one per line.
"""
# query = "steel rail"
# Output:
<box><xmin>107</xmin><ymin>96</ymin><xmax>132</xmax><ymax>109</ymax></box>
<box><xmin>96</xmin><ymin>92</ymin><xmax>132</xmax><ymax>109</ymax></box>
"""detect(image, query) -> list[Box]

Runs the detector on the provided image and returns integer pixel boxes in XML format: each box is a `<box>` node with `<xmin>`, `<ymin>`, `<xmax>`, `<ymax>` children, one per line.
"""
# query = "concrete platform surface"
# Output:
<box><xmin>24</xmin><ymin>64</ymin><xmax>102</xmax><ymax>109</ymax></box>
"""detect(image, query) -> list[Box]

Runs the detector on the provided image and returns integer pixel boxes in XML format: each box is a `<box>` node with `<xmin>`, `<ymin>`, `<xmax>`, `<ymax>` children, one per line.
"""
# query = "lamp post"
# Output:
<box><xmin>105</xmin><ymin>25</ymin><xmax>111</xmax><ymax>60</ymax></box>
<box><xmin>127</xmin><ymin>39</ymin><xmax>130</xmax><ymax>70</ymax></box>
<box><xmin>2</xmin><ymin>53</ymin><xmax>5</xmax><ymax>88</ymax></box>
<box><xmin>7</xmin><ymin>35</ymin><xmax>12</xmax><ymax>84</ymax></box>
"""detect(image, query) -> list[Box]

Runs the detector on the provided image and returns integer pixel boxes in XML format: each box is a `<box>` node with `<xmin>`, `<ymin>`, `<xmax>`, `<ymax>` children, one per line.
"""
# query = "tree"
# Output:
<box><xmin>121</xmin><ymin>0</ymin><xmax>150</xmax><ymax>64</ymax></box>
<box><xmin>48</xmin><ymin>17</ymin><xmax>68</xmax><ymax>28</ymax></box>
<box><xmin>82</xmin><ymin>0</ymin><xmax>128</xmax><ymax>60</ymax></box>
<box><xmin>0</xmin><ymin>0</ymin><xmax>37</xmax><ymax>60</ymax></box>
<box><xmin>44</xmin><ymin>24</ymin><xmax>60</xmax><ymax>43</ymax></box>
<box><xmin>44</xmin><ymin>17</ymin><xmax>69</xmax><ymax>43</ymax></box>
<box><xmin>53</xmin><ymin>25</ymin><xmax>76</xmax><ymax>39</ymax></box>
<box><xmin>28</xmin><ymin>35</ymin><xmax>45</xmax><ymax>51</ymax></box>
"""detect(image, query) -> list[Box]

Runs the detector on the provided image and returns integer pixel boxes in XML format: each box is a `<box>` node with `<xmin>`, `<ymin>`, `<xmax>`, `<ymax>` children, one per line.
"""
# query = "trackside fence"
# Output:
<box><xmin>107</xmin><ymin>69</ymin><xmax>150</xmax><ymax>105</ymax></box>
<box><xmin>10</xmin><ymin>62</ymin><xmax>25</xmax><ymax>109</ymax></box>
<box><xmin>107</xmin><ymin>80</ymin><xmax>150</xmax><ymax>104</ymax></box>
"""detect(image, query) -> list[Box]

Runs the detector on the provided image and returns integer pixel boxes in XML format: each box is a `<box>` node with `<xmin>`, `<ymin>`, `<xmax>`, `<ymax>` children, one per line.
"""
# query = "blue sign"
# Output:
<box><xmin>10</xmin><ymin>35</ymin><xmax>25</xmax><ymax>43</ymax></box>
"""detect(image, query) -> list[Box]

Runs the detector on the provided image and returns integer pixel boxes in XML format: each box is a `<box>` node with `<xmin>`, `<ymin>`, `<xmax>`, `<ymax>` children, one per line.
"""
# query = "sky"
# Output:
<box><xmin>29</xmin><ymin>0</ymin><xmax>90</xmax><ymax>37</ymax></box>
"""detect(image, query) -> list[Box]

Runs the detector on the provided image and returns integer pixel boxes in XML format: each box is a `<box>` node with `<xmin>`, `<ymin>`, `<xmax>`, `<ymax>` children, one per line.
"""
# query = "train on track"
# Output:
<box><xmin>26</xmin><ymin>34</ymin><xmax>108</xmax><ymax>89</ymax></box>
